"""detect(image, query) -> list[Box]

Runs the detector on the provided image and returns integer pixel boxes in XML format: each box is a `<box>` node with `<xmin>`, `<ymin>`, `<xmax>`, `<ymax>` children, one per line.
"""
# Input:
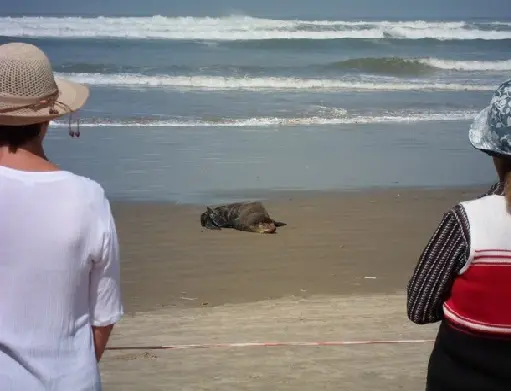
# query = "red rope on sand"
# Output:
<box><xmin>106</xmin><ymin>339</ymin><xmax>435</xmax><ymax>351</ymax></box>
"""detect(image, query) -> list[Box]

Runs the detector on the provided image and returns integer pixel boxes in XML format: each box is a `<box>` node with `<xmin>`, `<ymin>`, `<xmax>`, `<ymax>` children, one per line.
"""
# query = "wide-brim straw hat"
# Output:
<box><xmin>0</xmin><ymin>42</ymin><xmax>89</xmax><ymax>126</ymax></box>
<box><xmin>469</xmin><ymin>78</ymin><xmax>511</xmax><ymax>158</ymax></box>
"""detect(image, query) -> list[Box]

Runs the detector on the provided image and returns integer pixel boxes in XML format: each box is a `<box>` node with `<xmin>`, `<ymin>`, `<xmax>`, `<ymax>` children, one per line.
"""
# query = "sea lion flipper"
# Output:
<box><xmin>273</xmin><ymin>220</ymin><xmax>286</xmax><ymax>227</ymax></box>
<box><xmin>201</xmin><ymin>208</ymin><xmax>222</xmax><ymax>230</ymax></box>
<box><xmin>201</xmin><ymin>216</ymin><xmax>222</xmax><ymax>230</ymax></box>
<box><xmin>204</xmin><ymin>221</ymin><xmax>222</xmax><ymax>230</ymax></box>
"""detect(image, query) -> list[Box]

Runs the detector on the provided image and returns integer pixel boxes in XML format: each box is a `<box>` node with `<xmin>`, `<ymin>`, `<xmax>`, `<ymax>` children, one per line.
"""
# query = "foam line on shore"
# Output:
<box><xmin>49</xmin><ymin>110</ymin><xmax>479</xmax><ymax>128</ymax></box>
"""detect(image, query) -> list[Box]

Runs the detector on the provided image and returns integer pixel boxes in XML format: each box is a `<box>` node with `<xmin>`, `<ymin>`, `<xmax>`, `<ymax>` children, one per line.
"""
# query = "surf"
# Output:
<box><xmin>50</xmin><ymin>110</ymin><xmax>479</xmax><ymax>128</ymax></box>
<box><xmin>2</xmin><ymin>16</ymin><xmax>511</xmax><ymax>41</ymax></box>
<box><xmin>55</xmin><ymin>72</ymin><xmax>494</xmax><ymax>92</ymax></box>
<box><xmin>322</xmin><ymin>57</ymin><xmax>511</xmax><ymax>75</ymax></box>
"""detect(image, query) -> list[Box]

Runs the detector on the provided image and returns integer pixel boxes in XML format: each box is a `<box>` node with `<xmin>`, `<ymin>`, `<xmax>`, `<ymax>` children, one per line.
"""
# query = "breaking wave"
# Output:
<box><xmin>55</xmin><ymin>57</ymin><xmax>511</xmax><ymax>77</ymax></box>
<box><xmin>324</xmin><ymin>57</ymin><xmax>511</xmax><ymax>75</ymax></box>
<box><xmin>55</xmin><ymin>72</ymin><xmax>494</xmax><ymax>91</ymax></box>
<box><xmin>2</xmin><ymin>16</ymin><xmax>511</xmax><ymax>40</ymax></box>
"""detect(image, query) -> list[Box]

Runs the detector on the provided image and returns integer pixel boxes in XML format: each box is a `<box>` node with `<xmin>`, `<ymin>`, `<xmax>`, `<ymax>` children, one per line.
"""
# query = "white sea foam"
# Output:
<box><xmin>1</xmin><ymin>16</ymin><xmax>510</xmax><ymax>40</ymax></box>
<box><xmin>417</xmin><ymin>58</ymin><xmax>511</xmax><ymax>71</ymax></box>
<box><xmin>50</xmin><ymin>111</ymin><xmax>479</xmax><ymax>128</ymax></box>
<box><xmin>55</xmin><ymin>72</ymin><xmax>493</xmax><ymax>91</ymax></box>
<box><xmin>488</xmin><ymin>21</ymin><xmax>511</xmax><ymax>27</ymax></box>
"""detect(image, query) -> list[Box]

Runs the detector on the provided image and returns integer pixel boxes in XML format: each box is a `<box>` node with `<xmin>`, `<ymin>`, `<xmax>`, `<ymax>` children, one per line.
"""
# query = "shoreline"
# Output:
<box><xmin>109</xmin><ymin>181</ymin><xmax>496</xmax><ymax>206</ymax></box>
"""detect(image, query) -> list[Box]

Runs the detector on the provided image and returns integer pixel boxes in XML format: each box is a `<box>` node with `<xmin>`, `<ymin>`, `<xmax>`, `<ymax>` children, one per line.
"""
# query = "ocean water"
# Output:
<box><xmin>0</xmin><ymin>1</ymin><xmax>510</xmax><ymax>203</ymax></box>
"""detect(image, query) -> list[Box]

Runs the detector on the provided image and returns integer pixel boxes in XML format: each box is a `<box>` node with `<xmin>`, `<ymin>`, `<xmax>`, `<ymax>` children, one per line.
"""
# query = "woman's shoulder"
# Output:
<box><xmin>70</xmin><ymin>173</ymin><xmax>107</xmax><ymax>198</ymax></box>
<box><xmin>458</xmin><ymin>182</ymin><xmax>505</xmax><ymax>210</ymax></box>
<box><xmin>59</xmin><ymin>171</ymin><xmax>106</xmax><ymax>199</ymax></box>
<box><xmin>59</xmin><ymin>172</ymin><xmax>112</xmax><ymax>218</ymax></box>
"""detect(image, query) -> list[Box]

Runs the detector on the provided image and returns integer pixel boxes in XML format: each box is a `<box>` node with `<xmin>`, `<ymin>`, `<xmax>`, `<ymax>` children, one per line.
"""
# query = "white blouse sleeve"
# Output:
<box><xmin>89</xmin><ymin>198</ymin><xmax>124</xmax><ymax>327</ymax></box>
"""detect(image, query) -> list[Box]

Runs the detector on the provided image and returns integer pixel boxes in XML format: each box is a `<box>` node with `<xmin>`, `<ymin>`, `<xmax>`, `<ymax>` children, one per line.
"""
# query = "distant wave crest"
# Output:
<box><xmin>2</xmin><ymin>16</ymin><xmax>511</xmax><ymax>41</ymax></box>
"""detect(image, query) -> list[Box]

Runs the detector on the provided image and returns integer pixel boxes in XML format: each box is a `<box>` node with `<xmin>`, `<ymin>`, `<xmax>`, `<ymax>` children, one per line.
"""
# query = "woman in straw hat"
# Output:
<box><xmin>0</xmin><ymin>43</ymin><xmax>123</xmax><ymax>390</ymax></box>
<box><xmin>407</xmin><ymin>79</ymin><xmax>511</xmax><ymax>390</ymax></box>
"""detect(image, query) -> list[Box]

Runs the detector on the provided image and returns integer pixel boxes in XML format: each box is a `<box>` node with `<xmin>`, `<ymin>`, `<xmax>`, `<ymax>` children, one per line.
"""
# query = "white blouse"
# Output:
<box><xmin>0</xmin><ymin>166</ymin><xmax>123</xmax><ymax>390</ymax></box>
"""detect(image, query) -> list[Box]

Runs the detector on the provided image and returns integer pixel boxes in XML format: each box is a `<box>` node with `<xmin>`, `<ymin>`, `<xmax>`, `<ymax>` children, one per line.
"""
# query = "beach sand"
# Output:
<box><xmin>99</xmin><ymin>185</ymin><xmax>490</xmax><ymax>390</ymax></box>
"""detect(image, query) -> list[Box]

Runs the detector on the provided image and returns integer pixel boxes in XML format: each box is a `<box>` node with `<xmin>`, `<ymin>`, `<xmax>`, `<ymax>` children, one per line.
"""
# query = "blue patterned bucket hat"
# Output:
<box><xmin>469</xmin><ymin>79</ymin><xmax>511</xmax><ymax>157</ymax></box>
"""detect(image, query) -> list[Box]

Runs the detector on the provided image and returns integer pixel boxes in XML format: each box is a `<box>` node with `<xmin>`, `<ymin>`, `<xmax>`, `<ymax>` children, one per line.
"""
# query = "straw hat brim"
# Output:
<box><xmin>0</xmin><ymin>78</ymin><xmax>89</xmax><ymax>126</ymax></box>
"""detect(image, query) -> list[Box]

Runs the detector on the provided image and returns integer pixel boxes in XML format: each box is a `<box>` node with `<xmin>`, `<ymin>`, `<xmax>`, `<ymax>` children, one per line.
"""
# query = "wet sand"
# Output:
<box><xmin>100</xmin><ymin>184</ymin><xmax>491</xmax><ymax>390</ymax></box>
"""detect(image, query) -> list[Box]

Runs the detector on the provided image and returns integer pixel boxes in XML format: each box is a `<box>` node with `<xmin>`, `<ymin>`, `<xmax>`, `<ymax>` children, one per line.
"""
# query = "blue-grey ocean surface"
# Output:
<box><xmin>1</xmin><ymin>0</ymin><xmax>510</xmax><ymax>203</ymax></box>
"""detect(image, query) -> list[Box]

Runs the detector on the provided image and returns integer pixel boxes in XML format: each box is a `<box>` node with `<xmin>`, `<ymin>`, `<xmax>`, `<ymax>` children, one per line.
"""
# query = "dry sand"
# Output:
<box><xmin>100</xmin><ymin>185</ymin><xmax>491</xmax><ymax>390</ymax></box>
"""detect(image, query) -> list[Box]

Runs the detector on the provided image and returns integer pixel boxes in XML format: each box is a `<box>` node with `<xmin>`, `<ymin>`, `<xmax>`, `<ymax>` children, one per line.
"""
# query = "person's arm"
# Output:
<box><xmin>406</xmin><ymin>205</ymin><xmax>469</xmax><ymax>324</ymax></box>
<box><xmin>90</xmin><ymin>198</ymin><xmax>124</xmax><ymax>362</ymax></box>
<box><xmin>92</xmin><ymin>324</ymin><xmax>114</xmax><ymax>362</ymax></box>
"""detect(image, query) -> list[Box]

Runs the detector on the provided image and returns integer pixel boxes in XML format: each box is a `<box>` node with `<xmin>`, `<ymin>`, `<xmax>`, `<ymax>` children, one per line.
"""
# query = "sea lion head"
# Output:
<box><xmin>247</xmin><ymin>215</ymin><xmax>276</xmax><ymax>234</ymax></box>
<box><xmin>255</xmin><ymin>220</ymin><xmax>277</xmax><ymax>234</ymax></box>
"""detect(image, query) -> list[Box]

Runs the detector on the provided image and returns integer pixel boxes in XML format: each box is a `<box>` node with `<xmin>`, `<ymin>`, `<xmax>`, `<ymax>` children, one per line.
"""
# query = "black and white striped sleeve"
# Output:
<box><xmin>406</xmin><ymin>204</ymin><xmax>470</xmax><ymax>325</ymax></box>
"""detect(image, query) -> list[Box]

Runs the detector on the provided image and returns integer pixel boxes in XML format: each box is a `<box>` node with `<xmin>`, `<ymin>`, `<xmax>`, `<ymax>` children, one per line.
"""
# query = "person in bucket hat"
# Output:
<box><xmin>0</xmin><ymin>42</ymin><xmax>123</xmax><ymax>390</ymax></box>
<box><xmin>407</xmin><ymin>79</ymin><xmax>511</xmax><ymax>391</ymax></box>
<box><xmin>469</xmin><ymin>79</ymin><xmax>511</xmax><ymax>158</ymax></box>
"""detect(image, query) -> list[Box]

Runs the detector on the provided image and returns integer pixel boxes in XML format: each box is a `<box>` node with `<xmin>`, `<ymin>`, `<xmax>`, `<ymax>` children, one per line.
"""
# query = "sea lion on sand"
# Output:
<box><xmin>200</xmin><ymin>201</ymin><xmax>286</xmax><ymax>234</ymax></box>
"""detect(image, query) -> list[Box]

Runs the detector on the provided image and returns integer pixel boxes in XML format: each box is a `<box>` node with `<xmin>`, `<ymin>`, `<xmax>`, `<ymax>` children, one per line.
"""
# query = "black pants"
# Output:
<box><xmin>426</xmin><ymin>321</ymin><xmax>511</xmax><ymax>391</ymax></box>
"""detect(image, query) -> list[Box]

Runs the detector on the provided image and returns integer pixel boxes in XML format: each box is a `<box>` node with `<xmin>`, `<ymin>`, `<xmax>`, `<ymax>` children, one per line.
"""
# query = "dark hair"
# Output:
<box><xmin>498</xmin><ymin>160</ymin><xmax>511</xmax><ymax>213</ymax></box>
<box><xmin>487</xmin><ymin>152</ymin><xmax>511</xmax><ymax>213</ymax></box>
<box><xmin>0</xmin><ymin>123</ymin><xmax>42</xmax><ymax>152</ymax></box>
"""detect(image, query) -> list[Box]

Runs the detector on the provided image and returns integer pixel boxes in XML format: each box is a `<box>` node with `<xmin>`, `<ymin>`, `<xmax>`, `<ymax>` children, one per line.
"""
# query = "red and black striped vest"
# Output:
<box><xmin>443</xmin><ymin>195</ymin><xmax>511</xmax><ymax>336</ymax></box>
